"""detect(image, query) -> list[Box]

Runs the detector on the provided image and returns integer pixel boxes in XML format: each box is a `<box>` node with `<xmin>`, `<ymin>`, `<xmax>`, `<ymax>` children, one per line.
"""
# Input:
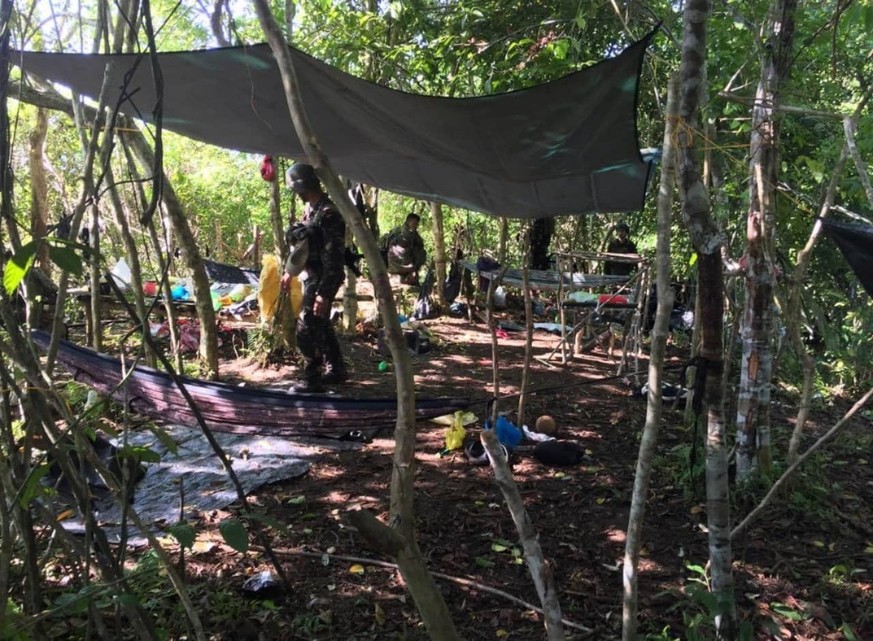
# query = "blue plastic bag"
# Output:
<box><xmin>484</xmin><ymin>415</ymin><xmax>522</xmax><ymax>450</ymax></box>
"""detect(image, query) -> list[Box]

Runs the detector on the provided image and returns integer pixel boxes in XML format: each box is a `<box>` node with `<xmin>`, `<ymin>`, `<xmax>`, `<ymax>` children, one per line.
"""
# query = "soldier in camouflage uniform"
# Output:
<box><xmin>379</xmin><ymin>212</ymin><xmax>427</xmax><ymax>285</ymax></box>
<box><xmin>281</xmin><ymin>163</ymin><xmax>348</xmax><ymax>392</ymax></box>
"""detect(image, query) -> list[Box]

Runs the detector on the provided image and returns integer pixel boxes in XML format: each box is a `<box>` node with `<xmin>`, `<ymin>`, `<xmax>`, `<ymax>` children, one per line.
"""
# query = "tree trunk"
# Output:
<box><xmin>481</xmin><ymin>429</ymin><xmax>565</xmax><ymax>640</ymax></box>
<box><xmin>28</xmin><ymin>107</ymin><xmax>50</xmax><ymax>273</ymax></box>
<box><xmin>677</xmin><ymin>1</ymin><xmax>738</xmax><ymax>637</ymax></box>
<box><xmin>342</xmin><ymin>226</ymin><xmax>358</xmax><ymax>333</ymax></box>
<box><xmin>622</xmin><ymin>72</ymin><xmax>678</xmax><ymax>641</ymax></box>
<box><xmin>517</xmin><ymin>222</ymin><xmax>532</xmax><ymax>427</ymax></box>
<box><xmin>487</xmin><ymin>218</ymin><xmax>509</xmax><ymax>420</ymax></box>
<box><xmin>269</xmin><ymin>164</ymin><xmax>285</xmax><ymax>257</ymax></box>
<box><xmin>844</xmin><ymin>116</ymin><xmax>873</xmax><ymax>207</ymax></box>
<box><xmin>431</xmin><ymin>201</ymin><xmax>447</xmax><ymax>308</ymax></box>
<box><xmin>735</xmin><ymin>0</ymin><xmax>797</xmax><ymax>482</ymax></box>
<box><xmin>0</xmin><ymin>0</ymin><xmax>21</xmax><ymax>253</ymax></box>
<box><xmin>253</xmin><ymin>4</ymin><xmax>460</xmax><ymax>639</ymax></box>
<box><xmin>88</xmin><ymin>203</ymin><xmax>104</xmax><ymax>351</ymax></box>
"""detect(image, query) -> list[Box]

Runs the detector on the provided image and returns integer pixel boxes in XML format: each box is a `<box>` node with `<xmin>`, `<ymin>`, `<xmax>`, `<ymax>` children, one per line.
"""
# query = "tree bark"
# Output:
<box><xmin>517</xmin><ymin>223</ymin><xmax>532</xmax><ymax>427</ymax></box>
<box><xmin>622</xmin><ymin>72</ymin><xmax>678</xmax><ymax>641</ymax></box>
<box><xmin>0</xmin><ymin>0</ymin><xmax>21</xmax><ymax>252</ymax></box>
<box><xmin>487</xmin><ymin>217</ymin><xmax>509</xmax><ymax>421</ymax></box>
<box><xmin>88</xmin><ymin>201</ymin><xmax>104</xmax><ymax>351</ymax></box>
<box><xmin>342</xmin><ymin>226</ymin><xmax>358</xmax><ymax>333</ymax></box>
<box><xmin>481</xmin><ymin>429</ymin><xmax>565</xmax><ymax>640</ymax></box>
<box><xmin>431</xmin><ymin>201</ymin><xmax>447</xmax><ymax>308</ymax></box>
<box><xmin>252</xmin><ymin>4</ymin><xmax>460</xmax><ymax>639</ymax></box>
<box><xmin>28</xmin><ymin>107</ymin><xmax>50</xmax><ymax>273</ymax></box>
<box><xmin>735</xmin><ymin>0</ymin><xmax>797</xmax><ymax>482</ymax></box>
<box><xmin>676</xmin><ymin>1</ymin><xmax>738</xmax><ymax>637</ymax></box>
<box><xmin>270</xmin><ymin>163</ymin><xmax>285</xmax><ymax>257</ymax></box>
<box><xmin>843</xmin><ymin>116</ymin><xmax>873</xmax><ymax>208</ymax></box>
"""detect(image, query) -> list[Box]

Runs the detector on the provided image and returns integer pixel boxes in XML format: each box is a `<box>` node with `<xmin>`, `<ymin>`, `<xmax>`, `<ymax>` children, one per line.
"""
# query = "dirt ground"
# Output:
<box><xmin>81</xmin><ymin>279</ymin><xmax>868</xmax><ymax>641</ymax></box>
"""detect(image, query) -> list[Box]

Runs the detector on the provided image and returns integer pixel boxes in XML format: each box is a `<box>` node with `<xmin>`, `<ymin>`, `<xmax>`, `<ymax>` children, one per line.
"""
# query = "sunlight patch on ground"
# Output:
<box><xmin>603</xmin><ymin>527</ymin><xmax>626</xmax><ymax>543</ymax></box>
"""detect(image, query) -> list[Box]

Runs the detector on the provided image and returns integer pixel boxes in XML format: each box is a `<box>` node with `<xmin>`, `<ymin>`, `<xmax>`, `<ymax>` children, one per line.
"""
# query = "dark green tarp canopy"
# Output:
<box><xmin>11</xmin><ymin>31</ymin><xmax>655</xmax><ymax>218</ymax></box>
<box><xmin>821</xmin><ymin>218</ymin><xmax>873</xmax><ymax>297</ymax></box>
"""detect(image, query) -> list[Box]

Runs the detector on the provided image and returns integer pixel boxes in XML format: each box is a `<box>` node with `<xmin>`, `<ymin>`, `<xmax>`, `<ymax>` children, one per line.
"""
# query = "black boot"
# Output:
<box><xmin>322</xmin><ymin>326</ymin><xmax>348</xmax><ymax>385</ymax></box>
<box><xmin>291</xmin><ymin>355</ymin><xmax>325</xmax><ymax>393</ymax></box>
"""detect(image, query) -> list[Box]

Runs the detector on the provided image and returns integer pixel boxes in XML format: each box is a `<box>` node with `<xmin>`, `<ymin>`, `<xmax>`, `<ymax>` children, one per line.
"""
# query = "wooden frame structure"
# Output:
<box><xmin>538</xmin><ymin>251</ymin><xmax>651</xmax><ymax>375</ymax></box>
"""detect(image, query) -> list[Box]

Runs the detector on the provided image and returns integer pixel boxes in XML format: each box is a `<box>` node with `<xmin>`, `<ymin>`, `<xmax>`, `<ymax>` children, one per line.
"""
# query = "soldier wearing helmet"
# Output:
<box><xmin>604</xmin><ymin>221</ymin><xmax>638</xmax><ymax>277</ymax></box>
<box><xmin>282</xmin><ymin>162</ymin><xmax>348</xmax><ymax>391</ymax></box>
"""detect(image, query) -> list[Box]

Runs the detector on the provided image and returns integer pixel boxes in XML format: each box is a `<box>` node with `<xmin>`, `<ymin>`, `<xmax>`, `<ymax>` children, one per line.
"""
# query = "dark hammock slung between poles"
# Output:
<box><xmin>821</xmin><ymin>218</ymin><xmax>873</xmax><ymax>297</ymax></box>
<box><xmin>31</xmin><ymin>331</ymin><xmax>472</xmax><ymax>439</ymax></box>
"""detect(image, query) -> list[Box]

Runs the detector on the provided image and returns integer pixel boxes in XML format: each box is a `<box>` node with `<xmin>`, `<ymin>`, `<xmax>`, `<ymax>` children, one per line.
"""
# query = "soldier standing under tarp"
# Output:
<box><xmin>281</xmin><ymin>163</ymin><xmax>348</xmax><ymax>392</ymax></box>
<box><xmin>530</xmin><ymin>217</ymin><xmax>555</xmax><ymax>271</ymax></box>
<box><xmin>379</xmin><ymin>213</ymin><xmax>427</xmax><ymax>285</ymax></box>
<box><xmin>604</xmin><ymin>222</ymin><xmax>638</xmax><ymax>277</ymax></box>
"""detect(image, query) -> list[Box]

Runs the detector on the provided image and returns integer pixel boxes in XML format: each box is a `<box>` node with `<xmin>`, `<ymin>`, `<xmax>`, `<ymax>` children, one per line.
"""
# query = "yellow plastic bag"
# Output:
<box><xmin>258</xmin><ymin>255</ymin><xmax>281</xmax><ymax>324</ymax></box>
<box><xmin>444</xmin><ymin>411</ymin><xmax>467</xmax><ymax>451</ymax></box>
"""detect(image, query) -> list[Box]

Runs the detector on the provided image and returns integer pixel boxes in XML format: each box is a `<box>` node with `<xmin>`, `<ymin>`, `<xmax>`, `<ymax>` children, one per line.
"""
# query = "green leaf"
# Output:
<box><xmin>244</xmin><ymin>511</ymin><xmax>290</xmax><ymax>535</ymax></box>
<box><xmin>48</xmin><ymin>245</ymin><xmax>84</xmax><ymax>276</ymax></box>
<box><xmin>219</xmin><ymin>519</ymin><xmax>249</xmax><ymax>553</ymax></box>
<box><xmin>491</xmin><ymin>543</ymin><xmax>509</xmax><ymax>552</ymax></box>
<box><xmin>167</xmin><ymin>522</ymin><xmax>196</xmax><ymax>549</ymax></box>
<box><xmin>287</xmin><ymin>495</ymin><xmax>306</xmax><ymax>505</ymax></box>
<box><xmin>474</xmin><ymin>556</ymin><xmax>495</xmax><ymax>568</ymax></box>
<box><xmin>115</xmin><ymin>593</ymin><xmax>141</xmax><ymax>608</ymax></box>
<box><xmin>771</xmin><ymin>602</ymin><xmax>805</xmax><ymax>621</ymax></box>
<box><xmin>3</xmin><ymin>241</ymin><xmax>38</xmax><ymax>295</ymax></box>
<box><xmin>19</xmin><ymin>464</ymin><xmax>52</xmax><ymax>509</ymax></box>
<box><xmin>147</xmin><ymin>426</ymin><xmax>179</xmax><ymax>455</ymax></box>
<box><xmin>117</xmin><ymin>445</ymin><xmax>161</xmax><ymax>463</ymax></box>
<box><xmin>842</xmin><ymin>621</ymin><xmax>858</xmax><ymax>641</ymax></box>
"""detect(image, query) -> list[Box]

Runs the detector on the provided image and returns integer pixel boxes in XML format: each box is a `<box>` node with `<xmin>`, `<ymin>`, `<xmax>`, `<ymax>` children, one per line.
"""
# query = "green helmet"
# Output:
<box><xmin>285</xmin><ymin>162</ymin><xmax>320</xmax><ymax>194</ymax></box>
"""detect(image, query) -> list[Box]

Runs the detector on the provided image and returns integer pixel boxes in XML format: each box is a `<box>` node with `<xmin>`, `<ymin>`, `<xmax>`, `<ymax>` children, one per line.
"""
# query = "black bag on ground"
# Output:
<box><xmin>532</xmin><ymin>440</ymin><xmax>586</xmax><ymax>466</ymax></box>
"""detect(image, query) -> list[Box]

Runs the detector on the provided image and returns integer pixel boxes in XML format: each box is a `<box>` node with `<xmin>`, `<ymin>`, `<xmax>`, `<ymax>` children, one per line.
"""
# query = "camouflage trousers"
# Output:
<box><xmin>297</xmin><ymin>312</ymin><xmax>345</xmax><ymax>382</ymax></box>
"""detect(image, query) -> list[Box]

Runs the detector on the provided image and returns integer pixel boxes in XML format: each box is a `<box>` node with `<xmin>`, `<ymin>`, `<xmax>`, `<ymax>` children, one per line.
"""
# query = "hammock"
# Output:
<box><xmin>463</xmin><ymin>261</ymin><xmax>628</xmax><ymax>291</ymax></box>
<box><xmin>821</xmin><ymin>218</ymin><xmax>873</xmax><ymax>297</ymax></box>
<box><xmin>31</xmin><ymin>331</ymin><xmax>472</xmax><ymax>439</ymax></box>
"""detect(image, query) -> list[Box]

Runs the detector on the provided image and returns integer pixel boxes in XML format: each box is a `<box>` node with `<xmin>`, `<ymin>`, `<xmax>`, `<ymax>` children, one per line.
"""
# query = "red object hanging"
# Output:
<box><xmin>260</xmin><ymin>155</ymin><xmax>275</xmax><ymax>182</ymax></box>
